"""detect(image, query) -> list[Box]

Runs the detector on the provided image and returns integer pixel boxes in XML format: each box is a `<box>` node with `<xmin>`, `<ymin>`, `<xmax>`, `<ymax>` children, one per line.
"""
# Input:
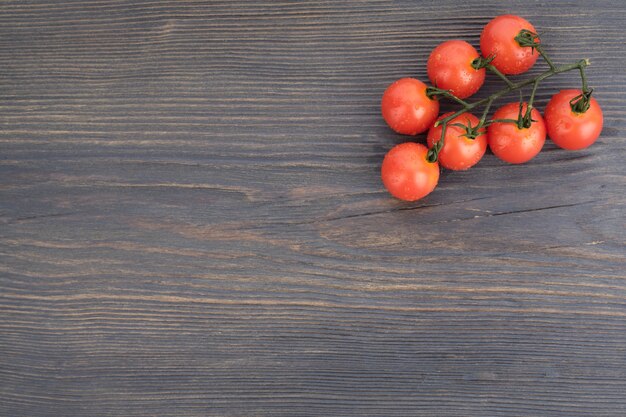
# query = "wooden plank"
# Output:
<box><xmin>1</xmin><ymin>1</ymin><xmax>625</xmax><ymax>416</ymax></box>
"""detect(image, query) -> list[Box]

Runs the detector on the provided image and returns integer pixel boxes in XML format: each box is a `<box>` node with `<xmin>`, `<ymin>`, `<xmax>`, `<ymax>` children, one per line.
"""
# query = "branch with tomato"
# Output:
<box><xmin>380</xmin><ymin>15</ymin><xmax>604</xmax><ymax>202</ymax></box>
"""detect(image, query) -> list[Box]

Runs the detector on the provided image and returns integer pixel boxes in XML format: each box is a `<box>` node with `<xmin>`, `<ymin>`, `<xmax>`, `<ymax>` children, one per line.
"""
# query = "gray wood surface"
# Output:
<box><xmin>1</xmin><ymin>1</ymin><xmax>625</xmax><ymax>416</ymax></box>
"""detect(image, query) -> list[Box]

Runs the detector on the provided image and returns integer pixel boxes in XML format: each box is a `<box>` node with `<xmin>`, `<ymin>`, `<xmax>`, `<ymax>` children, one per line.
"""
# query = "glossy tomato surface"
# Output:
<box><xmin>427</xmin><ymin>112</ymin><xmax>487</xmax><ymax>170</ymax></box>
<box><xmin>480</xmin><ymin>15</ymin><xmax>539</xmax><ymax>75</ymax></box>
<box><xmin>427</xmin><ymin>40</ymin><xmax>486</xmax><ymax>99</ymax></box>
<box><xmin>544</xmin><ymin>89</ymin><xmax>603</xmax><ymax>150</ymax></box>
<box><xmin>488</xmin><ymin>102</ymin><xmax>546</xmax><ymax>164</ymax></box>
<box><xmin>381</xmin><ymin>78</ymin><xmax>440</xmax><ymax>135</ymax></box>
<box><xmin>381</xmin><ymin>142</ymin><xmax>440</xmax><ymax>201</ymax></box>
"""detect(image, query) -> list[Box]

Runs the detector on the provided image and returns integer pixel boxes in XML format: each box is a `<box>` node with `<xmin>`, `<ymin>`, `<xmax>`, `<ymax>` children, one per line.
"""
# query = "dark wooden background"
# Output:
<box><xmin>1</xmin><ymin>1</ymin><xmax>625</xmax><ymax>416</ymax></box>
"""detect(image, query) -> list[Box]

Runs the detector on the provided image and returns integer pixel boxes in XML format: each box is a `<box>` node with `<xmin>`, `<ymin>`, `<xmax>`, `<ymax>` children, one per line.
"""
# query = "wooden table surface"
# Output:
<box><xmin>1</xmin><ymin>1</ymin><xmax>625</xmax><ymax>416</ymax></box>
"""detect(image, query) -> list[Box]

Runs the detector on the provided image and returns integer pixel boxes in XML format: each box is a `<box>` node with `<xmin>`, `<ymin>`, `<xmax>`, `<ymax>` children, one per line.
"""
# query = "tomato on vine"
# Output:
<box><xmin>377</xmin><ymin>15</ymin><xmax>601</xmax><ymax>201</ymax></box>
<box><xmin>381</xmin><ymin>142</ymin><xmax>439</xmax><ymax>201</ymax></box>
<box><xmin>426</xmin><ymin>112</ymin><xmax>487</xmax><ymax>170</ymax></box>
<box><xmin>480</xmin><ymin>15</ymin><xmax>539</xmax><ymax>75</ymax></box>
<box><xmin>427</xmin><ymin>40</ymin><xmax>486</xmax><ymax>99</ymax></box>
<box><xmin>488</xmin><ymin>102</ymin><xmax>546</xmax><ymax>164</ymax></box>
<box><xmin>544</xmin><ymin>89</ymin><xmax>603</xmax><ymax>150</ymax></box>
<box><xmin>381</xmin><ymin>78</ymin><xmax>440</xmax><ymax>135</ymax></box>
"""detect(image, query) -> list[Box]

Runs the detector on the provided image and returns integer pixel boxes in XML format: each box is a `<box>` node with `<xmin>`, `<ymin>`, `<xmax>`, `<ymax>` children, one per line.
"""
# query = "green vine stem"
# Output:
<box><xmin>472</xmin><ymin>56</ymin><xmax>515</xmax><ymax>88</ymax></box>
<box><xmin>579</xmin><ymin>64</ymin><xmax>589</xmax><ymax>92</ymax></box>
<box><xmin>479</xmin><ymin>97</ymin><xmax>494</xmax><ymax>126</ymax></box>
<box><xmin>570</xmin><ymin>65</ymin><xmax>593</xmax><ymax>113</ymax></box>
<box><xmin>426</xmin><ymin>86</ymin><xmax>470</xmax><ymax>107</ymax></box>
<box><xmin>426</xmin><ymin>29</ymin><xmax>591</xmax><ymax>163</ymax></box>
<box><xmin>487</xmin><ymin>64</ymin><xmax>515</xmax><ymax>88</ymax></box>
<box><xmin>536</xmin><ymin>44</ymin><xmax>556</xmax><ymax>71</ymax></box>
<box><xmin>519</xmin><ymin>79</ymin><xmax>540</xmax><ymax>129</ymax></box>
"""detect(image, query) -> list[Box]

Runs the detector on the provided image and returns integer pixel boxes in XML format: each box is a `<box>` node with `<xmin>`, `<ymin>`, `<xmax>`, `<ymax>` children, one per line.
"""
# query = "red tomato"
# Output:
<box><xmin>381</xmin><ymin>78</ymin><xmax>440</xmax><ymax>135</ymax></box>
<box><xmin>488</xmin><ymin>102</ymin><xmax>546</xmax><ymax>164</ymax></box>
<box><xmin>426</xmin><ymin>112</ymin><xmax>487</xmax><ymax>170</ymax></box>
<box><xmin>544</xmin><ymin>89</ymin><xmax>603</xmax><ymax>150</ymax></box>
<box><xmin>480</xmin><ymin>15</ymin><xmax>539</xmax><ymax>75</ymax></box>
<box><xmin>427</xmin><ymin>40</ymin><xmax>486</xmax><ymax>99</ymax></box>
<box><xmin>381</xmin><ymin>142</ymin><xmax>440</xmax><ymax>201</ymax></box>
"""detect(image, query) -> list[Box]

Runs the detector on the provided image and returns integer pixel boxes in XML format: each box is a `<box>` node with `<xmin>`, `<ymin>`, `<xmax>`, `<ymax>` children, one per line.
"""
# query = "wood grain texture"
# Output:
<box><xmin>1</xmin><ymin>0</ymin><xmax>625</xmax><ymax>416</ymax></box>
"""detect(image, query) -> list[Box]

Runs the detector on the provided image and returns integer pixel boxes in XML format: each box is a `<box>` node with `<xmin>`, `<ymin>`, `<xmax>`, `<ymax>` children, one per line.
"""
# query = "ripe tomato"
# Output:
<box><xmin>381</xmin><ymin>142</ymin><xmax>439</xmax><ymax>201</ymax></box>
<box><xmin>426</xmin><ymin>112</ymin><xmax>487</xmax><ymax>170</ymax></box>
<box><xmin>544</xmin><ymin>89</ymin><xmax>603</xmax><ymax>150</ymax></box>
<box><xmin>488</xmin><ymin>102</ymin><xmax>546</xmax><ymax>164</ymax></box>
<box><xmin>427</xmin><ymin>40</ymin><xmax>486</xmax><ymax>99</ymax></box>
<box><xmin>381</xmin><ymin>78</ymin><xmax>440</xmax><ymax>135</ymax></box>
<box><xmin>480</xmin><ymin>15</ymin><xmax>539</xmax><ymax>75</ymax></box>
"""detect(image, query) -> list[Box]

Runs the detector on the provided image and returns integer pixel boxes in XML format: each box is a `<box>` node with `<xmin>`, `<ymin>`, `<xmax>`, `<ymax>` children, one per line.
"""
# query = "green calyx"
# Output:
<box><xmin>518</xmin><ymin>106</ymin><xmax>537</xmax><ymax>129</ymax></box>
<box><xmin>514</xmin><ymin>29</ymin><xmax>540</xmax><ymax>50</ymax></box>
<box><xmin>471</xmin><ymin>55</ymin><xmax>495</xmax><ymax>70</ymax></box>
<box><xmin>570</xmin><ymin>89</ymin><xmax>593</xmax><ymax>113</ymax></box>
<box><xmin>449</xmin><ymin>122</ymin><xmax>482</xmax><ymax>140</ymax></box>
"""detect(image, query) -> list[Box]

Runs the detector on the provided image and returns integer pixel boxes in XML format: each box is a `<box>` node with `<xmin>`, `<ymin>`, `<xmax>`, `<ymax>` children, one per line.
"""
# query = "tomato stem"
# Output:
<box><xmin>429</xmin><ymin>58</ymin><xmax>590</xmax><ymax>160</ymax></box>
<box><xmin>528</xmin><ymin>79</ymin><xmax>540</xmax><ymax>108</ymax></box>
<box><xmin>487</xmin><ymin>64</ymin><xmax>515</xmax><ymax>88</ymax></box>
<box><xmin>569</xmin><ymin>61</ymin><xmax>593</xmax><ymax>113</ymax></box>
<box><xmin>579</xmin><ymin>64</ymin><xmax>589</xmax><ymax>92</ymax></box>
<box><xmin>426</xmin><ymin>122</ymin><xmax>447</xmax><ymax>163</ymax></box>
<box><xmin>514</xmin><ymin>29</ymin><xmax>541</xmax><ymax>52</ymax></box>
<box><xmin>518</xmin><ymin>79</ymin><xmax>541</xmax><ymax>128</ymax></box>
<box><xmin>471</xmin><ymin>56</ymin><xmax>495</xmax><ymax>69</ymax></box>
<box><xmin>570</xmin><ymin>88</ymin><xmax>593</xmax><ymax>113</ymax></box>
<box><xmin>478</xmin><ymin>98</ymin><xmax>494</xmax><ymax>127</ymax></box>
<box><xmin>426</xmin><ymin>86</ymin><xmax>470</xmax><ymax>107</ymax></box>
<box><xmin>536</xmin><ymin>44</ymin><xmax>556</xmax><ymax>71</ymax></box>
<box><xmin>472</xmin><ymin>56</ymin><xmax>515</xmax><ymax>88</ymax></box>
<box><xmin>440</xmin><ymin>59</ymin><xmax>588</xmax><ymax>120</ymax></box>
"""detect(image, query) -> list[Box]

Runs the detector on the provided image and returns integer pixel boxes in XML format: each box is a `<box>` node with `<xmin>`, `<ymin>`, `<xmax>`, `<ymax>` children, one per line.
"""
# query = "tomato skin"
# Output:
<box><xmin>381</xmin><ymin>78</ymin><xmax>440</xmax><ymax>135</ymax></box>
<box><xmin>381</xmin><ymin>142</ymin><xmax>440</xmax><ymax>201</ymax></box>
<box><xmin>488</xmin><ymin>102</ymin><xmax>546</xmax><ymax>164</ymax></box>
<box><xmin>480</xmin><ymin>15</ymin><xmax>539</xmax><ymax>75</ymax></box>
<box><xmin>544</xmin><ymin>89</ymin><xmax>603</xmax><ymax>150</ymax></box>
<box><xmin>427</xmin><ymin>40</ymin><xmax>486</xmax><ymax>99</ymax></box>
<box><xmin>426</xmin><ymin>112</ymin><xmax>487</xmax><ymax>170</ymax></box>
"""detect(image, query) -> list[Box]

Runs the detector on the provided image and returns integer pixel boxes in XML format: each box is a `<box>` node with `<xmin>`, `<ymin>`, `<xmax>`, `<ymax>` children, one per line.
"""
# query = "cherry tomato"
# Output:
<box><xmin>480</xmin><ymin>15</ymin><xmax>539</xmax><ymax>75</ymax></box>
<box><xmin>426</xmin><ymin>112</ymin><xmax>487</xmax><ymax>170</ymax></box>
<box><xmin>488</xmin><ymin>102</ymin><xmax>546</xmax><ymax>164</ymax></box>
<box><xmin>381</xmin><ymin>142</ymin><xmax>439</xmax><ymax>201</ymax></box>
<box><xmin>427</xmin><ymin>40</ymin><xmax>486</xmax><ymax>99</ymax></box>
<box><xmin>381</xmin><ymin>78</ymin><xmax>440</xmax><ymax>135</ymax></box>
<box><xmin>544</xmin><ymin>89</ymin><xmax>603</xmax><ymax>150</ymax></box>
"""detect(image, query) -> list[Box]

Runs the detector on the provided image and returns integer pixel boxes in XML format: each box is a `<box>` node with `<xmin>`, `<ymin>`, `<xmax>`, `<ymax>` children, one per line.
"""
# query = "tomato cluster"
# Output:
<box><xmin>380</xmin><ymin>15</ymin><xmax>603</xmax><ymax>202</ymax></box>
